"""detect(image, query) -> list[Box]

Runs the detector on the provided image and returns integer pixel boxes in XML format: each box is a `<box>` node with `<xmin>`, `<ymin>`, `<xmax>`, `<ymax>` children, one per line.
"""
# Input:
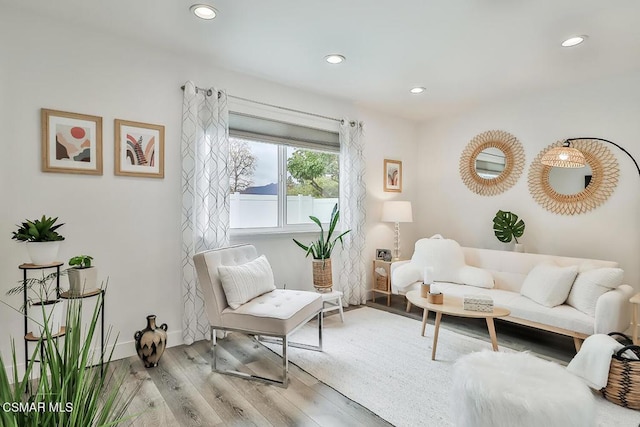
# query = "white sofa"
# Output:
<box><xmin>391</xmin><ymin>238</ymin><xmax>634</xmax><ymax>350</ymax></box>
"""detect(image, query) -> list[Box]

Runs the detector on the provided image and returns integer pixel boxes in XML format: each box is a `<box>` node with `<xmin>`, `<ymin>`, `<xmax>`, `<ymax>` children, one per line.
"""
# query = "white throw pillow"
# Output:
<box><xmin>411</xmin><ymin>236</ymin><xmax>466</xmax><ymax>283</ymax></box>
<box><xmin>566</xmin><ymin>268</ymin><xmax>624</xmax><ymax>317</ymax></box>
<box><xmin>217</xmin><ymin>255</ymin><xmax>276</xmax><ymax>309</ymax></box>
<box><xmin>391</xmin><ymin>263</ymin><xmax>422</xmax><ymax>291</ymax></box>
<box><xmin>520</xmin><ymin>263</ymin><xmax>578</xmax><ymax>307</ymax></box>
<box><xmin>458</xmin><ymin>265</ymin><xmax>495</xmax><ymax>289</ymax></box>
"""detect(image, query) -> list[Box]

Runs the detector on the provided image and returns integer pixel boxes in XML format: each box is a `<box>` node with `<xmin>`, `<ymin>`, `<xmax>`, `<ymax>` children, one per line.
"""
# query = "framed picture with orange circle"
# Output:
<box><xmin>41</xmin><ymin>108</ymin><xmax>103</xmax><ymax>175</ymax></box>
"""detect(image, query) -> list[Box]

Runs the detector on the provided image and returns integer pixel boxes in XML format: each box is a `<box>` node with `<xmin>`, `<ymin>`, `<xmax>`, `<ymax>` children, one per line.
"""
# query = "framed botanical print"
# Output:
<box><xmin>41</xmin><ymin>109</ymin><xmax>103</xmax><ymax>175</ymax></box>
<box><xmin>384</xmin><ymin>159</ymin><xmax>402</xmax><ymax>192</ymax></box>
<box><xmin>115</xmin><ymin>119</ymin><xmax>165</xmax><ymax>178</ymax></box>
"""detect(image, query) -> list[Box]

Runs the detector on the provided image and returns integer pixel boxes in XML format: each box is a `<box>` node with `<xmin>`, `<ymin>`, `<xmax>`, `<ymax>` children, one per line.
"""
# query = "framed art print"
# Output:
<box><xmin>41</xmin><ymin>109</ymin><xmax>103</xmax><ymax>175</ymax></box>
<box><xmin>115</xmin><ymin>119</ymin><xmax>165</xmax><ymax>178</ymax></box>
<box><xmin>384</xmin><ymin>159</ymin><xmax>402</xmax><ymax>192</ymax></box>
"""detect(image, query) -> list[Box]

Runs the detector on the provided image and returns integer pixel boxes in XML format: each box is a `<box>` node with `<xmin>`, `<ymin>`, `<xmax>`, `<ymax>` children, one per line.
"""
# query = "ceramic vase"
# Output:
<box><xmin>514</xmin><ymin>243</ymin><xmax>525</xmax><ymax>253</ymax></box>
<box><xmin>67</xmin><ymin>267</ymin><xmax>98</xmax><ymax>295</ymax></box>
<box><xmin>26</xmin><ymin>241</ymin><xmax>60</xmax><ymax>265</ymax></box>
<box><xmin>134</xmin><ymin>314</ymin><xmax>168</xmax><ymax>368</ymax></box>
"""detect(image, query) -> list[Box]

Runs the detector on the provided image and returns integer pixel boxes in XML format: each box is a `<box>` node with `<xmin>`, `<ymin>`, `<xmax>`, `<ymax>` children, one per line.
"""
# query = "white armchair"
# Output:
<box><xmin>193</xmin><ymin>244</ymin><xmax>323</xmax><ymax>387</ymax></box>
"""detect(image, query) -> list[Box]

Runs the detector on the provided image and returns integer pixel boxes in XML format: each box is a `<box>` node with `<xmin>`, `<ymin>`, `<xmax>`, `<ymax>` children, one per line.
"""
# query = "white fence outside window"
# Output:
<box><xmin>230</xmin><ymin>193</ymin><xmax>338</xmax><ymax>229</ymax></box>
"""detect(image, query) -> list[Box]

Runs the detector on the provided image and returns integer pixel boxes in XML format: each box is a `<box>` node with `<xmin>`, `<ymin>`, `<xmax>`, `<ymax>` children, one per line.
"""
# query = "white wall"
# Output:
<box><xmin>0</xmin><ymin>7</ymin><xmax>418</xmax><ymax>371</ymax></box>
<box><xmin>417</xmin><ymin>71</ymin><xmax>640</xmax><ymax>289</ymax></box>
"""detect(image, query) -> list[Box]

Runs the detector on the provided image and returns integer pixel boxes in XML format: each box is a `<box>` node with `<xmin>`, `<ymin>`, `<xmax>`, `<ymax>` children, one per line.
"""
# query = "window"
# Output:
<box><xmin>228</xmin><ymin>113</ymin><xmax>340</xmax><ymax>231</ymax></box>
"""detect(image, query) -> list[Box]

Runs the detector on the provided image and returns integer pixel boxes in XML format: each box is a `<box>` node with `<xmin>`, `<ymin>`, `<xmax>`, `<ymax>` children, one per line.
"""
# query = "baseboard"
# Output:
<box><xmin>3</xmin><ymin>330</ymin><xmax>184</xmax><ymax>379</ymax></box>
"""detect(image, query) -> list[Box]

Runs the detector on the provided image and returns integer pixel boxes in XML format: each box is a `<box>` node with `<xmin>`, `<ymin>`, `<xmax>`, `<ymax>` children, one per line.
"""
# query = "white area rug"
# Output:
<box><xmin>265</xmin><ymin>307</ymin><xmax>640</xmax><ymax>427</ymax></box>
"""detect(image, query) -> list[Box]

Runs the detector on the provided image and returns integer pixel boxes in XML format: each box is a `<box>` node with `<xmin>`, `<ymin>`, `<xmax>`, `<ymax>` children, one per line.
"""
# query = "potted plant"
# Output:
<box><xmin>7</xmin><ymin>270</ymin><xmax>65</xmax><ymax>337</ymax></box>
<box><xmin>11</xmin><ymin>215</ymin><xmax>65</xmax><ymax>265</ymax></box>
<box><xmin>0</xmin><ymin>289</ymin><xmax>138</xmax><ymax>426</ymax></box>
<box><xmin>293</xmin><ymin>204</ymin><xmax>351</xmax><ymax>292</ymax></box>
<box><xmin>493</xmin><ymin>210</ymin><xmax>526</xmax><ymax>252</ymax></box>
<box><xmin>67</xmin><ymin>255</ymin><xmax>97</xmax><ymax>296</ymax></box>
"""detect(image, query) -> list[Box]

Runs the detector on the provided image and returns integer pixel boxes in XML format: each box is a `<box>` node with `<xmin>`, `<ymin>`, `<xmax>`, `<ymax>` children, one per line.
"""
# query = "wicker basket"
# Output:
<box><xmin>375</xmin><ymin>274</ymin><xmax>387</xmax><ymax>291</ymax></box>
<box><xmin>601</xmin><ymin>333</ymin><xmax>640</xmax><ymax>410</ymax></box>
<box><xmin>312</xmin><ymin>259</ymin><xmax>332</xmax><ymax>292</ymax></box>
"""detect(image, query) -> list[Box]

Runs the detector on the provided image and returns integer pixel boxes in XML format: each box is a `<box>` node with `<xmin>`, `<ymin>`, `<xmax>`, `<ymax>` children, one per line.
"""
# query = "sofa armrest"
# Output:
<box><xmin>390</xmin><ymin>260</ymin><xmax>410</xmax><ymax>275</ymax></box>
<box><xmin>594</xmin><ymin>284</ymin><xmax>635</xmax><ymax>334</ymax></box>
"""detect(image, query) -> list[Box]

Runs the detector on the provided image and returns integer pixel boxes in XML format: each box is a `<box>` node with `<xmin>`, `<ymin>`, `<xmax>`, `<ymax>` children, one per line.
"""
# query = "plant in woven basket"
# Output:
<box><xmin>292</xmin><ymin>204</ymin><xmax>350</xmax><ymax>291</ymax></box>
<box><xmin>492</xmin><ymin>210</ymin><xmax>525</xmax><ymax>244</ymax></box>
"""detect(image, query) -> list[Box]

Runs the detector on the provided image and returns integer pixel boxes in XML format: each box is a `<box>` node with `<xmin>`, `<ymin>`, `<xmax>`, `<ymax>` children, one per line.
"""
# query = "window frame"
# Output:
<box><xmin>228</xmin><ymin>134</ymin><xmax>341</xmax><ymax>236</ymax></box>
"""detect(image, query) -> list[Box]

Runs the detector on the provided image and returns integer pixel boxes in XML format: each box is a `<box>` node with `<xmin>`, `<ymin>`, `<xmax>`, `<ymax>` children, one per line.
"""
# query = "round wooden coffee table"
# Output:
<box><xmin>405</xmin><ymin>290</ymin><xmax>511</xmax><ymax>360</ymax></box>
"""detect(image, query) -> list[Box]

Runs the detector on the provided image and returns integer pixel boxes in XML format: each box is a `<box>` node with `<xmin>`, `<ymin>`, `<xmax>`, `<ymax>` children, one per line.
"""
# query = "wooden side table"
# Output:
<box><xmin>372</xmin><ymin>260</ymin><xmax>393</xmax><ymax>306</ymax></box>
<box><xmin>631</xmin><ymin>293</ymin><xmax>640</xmax><ymax>345</ymax></box>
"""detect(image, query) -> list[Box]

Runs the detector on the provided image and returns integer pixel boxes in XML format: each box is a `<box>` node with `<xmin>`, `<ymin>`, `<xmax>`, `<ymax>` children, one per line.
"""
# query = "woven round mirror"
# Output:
<box><xmin>528</xmin><ymin>139</ymin><xmax>619</xmax><ymax>215</ymax></box>
<box><xmin>459</xmin><ymin>130</ymin><xmax>525</xmax><ymax>196</ymax></box>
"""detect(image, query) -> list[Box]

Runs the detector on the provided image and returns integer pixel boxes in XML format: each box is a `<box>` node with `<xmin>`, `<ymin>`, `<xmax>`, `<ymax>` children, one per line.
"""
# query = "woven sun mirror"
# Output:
<box><xmin>528</xmin><ymin>138</ymin><xmax>620</xmax><ymax>215</ymax></box>
<box><xmin>459</xmin><ymin>130</ymin><xmax>525</xmax><ymax>196</ymax></box>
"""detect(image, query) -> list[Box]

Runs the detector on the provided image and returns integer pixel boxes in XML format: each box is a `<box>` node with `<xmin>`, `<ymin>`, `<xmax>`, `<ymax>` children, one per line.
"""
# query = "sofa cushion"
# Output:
<box><xmin>407</xmin><ymin>235</ymin><xmax>494</xmax><ymax>288</ymax></box>
<box><xmin>217</xmin><ymin>255</ymin><xmax>276</xmax><ymax>309</ymax></box>
<box><xmin>411</xmin><ymin>235</ymin><xmax>466</xmax><ymax>282</ymax></box>
<box><xmin>566</xmin><ymin>268</ymin><xmax>624</xmax><ymax>317</ymax></box>
<box><xmin>520</xmin><ymin>263</ymin><xmax>578</xmax><ymax>307</ymax></box>
<box><xmin>458</xmin><ymin>265</ymin><xmax>494</xmax><ymax>289</ymax></box>
<box><xmin>508</xmin><ymin>295</ymin><xmax>594</xmax><ymax>335</ymax></box>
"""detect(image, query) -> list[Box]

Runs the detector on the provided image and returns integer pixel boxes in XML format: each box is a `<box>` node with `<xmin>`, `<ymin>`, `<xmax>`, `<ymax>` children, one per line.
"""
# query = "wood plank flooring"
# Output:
<box><xmin>113</xmin><ymin>300</ymin><xmax>577</xmax><ymax>426</ymax></box>
<box><xmin>114</xmin><ymin>322</ymin><xmax>390</xmax><ymax>427</ymax></box>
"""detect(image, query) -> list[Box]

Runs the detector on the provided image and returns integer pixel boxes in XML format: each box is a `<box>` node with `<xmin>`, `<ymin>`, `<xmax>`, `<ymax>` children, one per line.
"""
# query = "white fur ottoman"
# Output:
<box><xmin>452</xmin><ymin>351</ymin><xmax>594</xmax><ymax>427</ymax></box>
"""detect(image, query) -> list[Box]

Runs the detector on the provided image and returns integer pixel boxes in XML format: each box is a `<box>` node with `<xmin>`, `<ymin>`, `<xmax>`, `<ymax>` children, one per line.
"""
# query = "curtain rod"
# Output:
<box><xmin>180</xmin><ymin>85</ymin><xmax>356</xmax><ymax>126</ymax></box>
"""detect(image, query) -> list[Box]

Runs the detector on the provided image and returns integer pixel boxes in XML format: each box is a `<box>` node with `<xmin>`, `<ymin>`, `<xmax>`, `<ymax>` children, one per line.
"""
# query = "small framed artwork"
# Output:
<box><xmin>384</xmin><ymin>159</ymin><xmax>402</xmax><ymax>192</ymax></box>
<box><xmin>115</xmin><ymin>119</ymin><xmax>165</xmax><ymax>178</ymax></box>
<box><xmin>41</xmin><ymin>109</ymin><xmax>103</xmax><ymax>175</ymax></box>
<box><xmin>376</xmin><ymin>249</ymin><xmax>392</xmax><ymax>262</ymax></box>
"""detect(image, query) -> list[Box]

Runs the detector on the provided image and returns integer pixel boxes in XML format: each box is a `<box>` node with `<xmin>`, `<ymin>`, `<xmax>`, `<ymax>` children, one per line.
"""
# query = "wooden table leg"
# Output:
<box><xmin>486</xmin><ymin>317</ymin><xmax>499</xmax><ymax>351</ymax></box>
<box><xmin>406</xmin><ymin>300</ymin><xmax>412</xmax><ymax>312</ymax></box>
<box><xmin>431</xmin><ymin>312</ymin><xmax>442</xmax><ymax>360</ymax></box>
<box><xmin>387</xmin><ymin>292</ymin><xmax>391</xmax><ymax>306</ymax></box>
<box><xmin>421</xmin><ymin>309</ymin><xmax>429</xmax><ymax>337</ymax></box>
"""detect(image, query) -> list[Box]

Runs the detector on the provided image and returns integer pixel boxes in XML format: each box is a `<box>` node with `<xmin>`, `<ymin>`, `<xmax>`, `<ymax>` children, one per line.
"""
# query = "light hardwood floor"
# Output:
<box><xmin>114</xmin><ymin>300</ymin><xmax>577</xmax><ymax>426</ymax></box>
<box><xmin>114</xmin><ymin>323</ymin><xmax>390</xmax><ymax>426</ymax></box>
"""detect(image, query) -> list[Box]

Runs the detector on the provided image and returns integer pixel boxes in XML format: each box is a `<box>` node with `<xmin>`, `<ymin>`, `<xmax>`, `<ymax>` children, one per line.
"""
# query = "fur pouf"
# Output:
<box><xmin>452</xmin><ymin>351</ymin><xmax>595</xmax><ymax>427</ymax></box>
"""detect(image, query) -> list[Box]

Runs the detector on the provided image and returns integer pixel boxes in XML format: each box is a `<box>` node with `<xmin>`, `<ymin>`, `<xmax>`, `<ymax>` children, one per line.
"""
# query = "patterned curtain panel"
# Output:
<box><xmin>180</xmin><ymin>81</ymin><xmax>230</xmax><ymax>345</ymax></box>
<box><xmin>339</xmin><ymin>120</ymin><xmax>367</xmax><ymax>305</ymax></box>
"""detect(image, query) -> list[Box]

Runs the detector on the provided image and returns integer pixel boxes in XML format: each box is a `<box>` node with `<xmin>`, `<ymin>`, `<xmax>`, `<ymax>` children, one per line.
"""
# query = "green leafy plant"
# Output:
<box><xmin>0</xmin><ymin>282</ymin><xmax>140</xmax><ymax>426</ymax></box>
<box><xmin>493</xmin><ymin>210</ymin><xmax>525</xmax><ymax>244</ymax></box>
<box><xmin>69</xmin><ymin>255</ymin><xmax>93</xmax><ymax>269</ymax></box>
<box><xmin>11</xmin><ymin>216</ymin><xmax>65</xmax><ymax>242</ymax></box>
<box><xmin>293</xmin><ymin>204</ymin><xmax>351</xmax><ymax>260</ymax></box>
<box><xmin>7</xmin><ymin>270</ymin><xmax>67</xmax><ymax>309</ymax></box>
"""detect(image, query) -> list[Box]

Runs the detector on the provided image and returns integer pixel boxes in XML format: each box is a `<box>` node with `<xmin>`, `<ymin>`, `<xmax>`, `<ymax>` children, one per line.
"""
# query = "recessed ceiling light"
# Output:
<box><xmin>325</xmin><ymin>54</ymin><xmax>346</xmax><ymax>64</ymax></box>
<box><xmin>410</xmin><ymin>87</ymin><xmax>426</xmax><ymax>94</ymax></box>
<box><xmin>190</xmin><ymin>4</ymin><xmax>217</xmax><ymax>20</ymax></box>
<box><xmin>561</xmin><ymin>35</ymin><xmax>587</xmax><ymax>47</ymax></box>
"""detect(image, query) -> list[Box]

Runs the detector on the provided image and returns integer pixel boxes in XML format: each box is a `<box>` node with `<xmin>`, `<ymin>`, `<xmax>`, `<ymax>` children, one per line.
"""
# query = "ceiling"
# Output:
<box><xmin>5</xmin><ymin>0</ymin><xmax>640</xmax><ymax>121</ymax></box>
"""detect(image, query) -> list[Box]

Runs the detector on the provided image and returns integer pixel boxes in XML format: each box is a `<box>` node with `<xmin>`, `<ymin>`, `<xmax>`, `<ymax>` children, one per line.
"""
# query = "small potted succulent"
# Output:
<box><xmin>67</xmin><ymin>255</ymin><xmax>97</xmax><ymax>295</ymax></box>
<box><xmin>11</xmin><ymin>215</ymin><xmax>65</xmax><ymax>265</ymax></box>
<box><xmin>493</xmin><ymin>210</ymin><xmax>526</xmax><ymax>252</ymax></box>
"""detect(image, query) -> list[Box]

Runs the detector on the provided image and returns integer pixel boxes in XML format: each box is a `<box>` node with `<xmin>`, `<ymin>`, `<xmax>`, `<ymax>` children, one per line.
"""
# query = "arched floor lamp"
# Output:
<box><xmin>541</xmin><ymin>137</ymin><xmax>640</xmax><ymax>178</ymax></box>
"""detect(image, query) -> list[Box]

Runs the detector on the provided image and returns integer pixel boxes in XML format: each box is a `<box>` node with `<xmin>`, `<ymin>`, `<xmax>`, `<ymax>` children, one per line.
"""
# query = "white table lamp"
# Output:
<box><xmin>381</xmin><ymin>201</ymin><xmax>413</xmax><ymax>260</ymax></box>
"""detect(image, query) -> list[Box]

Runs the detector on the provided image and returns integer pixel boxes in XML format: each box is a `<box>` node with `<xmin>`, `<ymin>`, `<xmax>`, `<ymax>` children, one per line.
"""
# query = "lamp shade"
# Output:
<box><xmin>541</xmin><ymin>144</ymin><xmax>586</xmax><ymax>168</ymax></box>
<box><xmin>381</xmin><ymin>201</ymin><xmax>413</xmax><ymax>223</ymax></box>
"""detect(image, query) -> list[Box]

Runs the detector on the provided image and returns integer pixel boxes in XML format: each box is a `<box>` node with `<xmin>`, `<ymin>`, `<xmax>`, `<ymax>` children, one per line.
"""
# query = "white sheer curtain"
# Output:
<box><xmin>339</xmin><ymin>120</ymin><xmax>367</xmax><ymax>305</ymax></box>
<box><xmin>180</xmin><ymin>81</ymin><xmax>230</xmax><ymax>345</ymax></box>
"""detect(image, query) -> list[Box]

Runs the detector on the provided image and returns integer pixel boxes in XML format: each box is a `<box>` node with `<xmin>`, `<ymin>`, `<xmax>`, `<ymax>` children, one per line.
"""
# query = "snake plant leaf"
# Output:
<box><xmin>493</xmin><ymin>210</ymin><xmax>525</xmax><ymax>244</ymax></box>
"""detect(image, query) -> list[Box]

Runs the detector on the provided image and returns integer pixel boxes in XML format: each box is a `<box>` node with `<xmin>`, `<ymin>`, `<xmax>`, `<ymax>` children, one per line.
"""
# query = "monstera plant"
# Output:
<box><xmin>493</xmin><ymin>210</ymin><xmax>525</xmax><ymax>246</ymax></box>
